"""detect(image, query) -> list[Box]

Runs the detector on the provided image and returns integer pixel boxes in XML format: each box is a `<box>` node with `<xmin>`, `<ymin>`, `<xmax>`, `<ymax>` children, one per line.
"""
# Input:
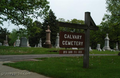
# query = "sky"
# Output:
<box><xmin>3</xmin><ymin>0</ymin><xmax>107</xmax><ymax>32</ymax></box>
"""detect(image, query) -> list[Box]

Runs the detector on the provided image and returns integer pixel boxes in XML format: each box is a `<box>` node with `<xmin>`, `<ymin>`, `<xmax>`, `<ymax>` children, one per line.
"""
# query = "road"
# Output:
<box><xmin>0</xmin><ymin>54</ymin><xmax>118</xmax><ymax>61</ymax></box>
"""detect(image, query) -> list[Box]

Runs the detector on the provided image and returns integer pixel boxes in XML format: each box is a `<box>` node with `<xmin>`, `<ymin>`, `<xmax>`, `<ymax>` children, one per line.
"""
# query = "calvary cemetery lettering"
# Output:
<box><xmin>60</xmin><ymin>32</ymin><xmax>85</xmax><ymax>48</ymax></box>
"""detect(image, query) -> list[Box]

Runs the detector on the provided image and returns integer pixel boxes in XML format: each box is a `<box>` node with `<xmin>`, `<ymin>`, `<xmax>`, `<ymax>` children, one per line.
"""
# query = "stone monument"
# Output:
<box><xmin>0</xmin><ymin>42</ymin><xmax>2</xmax><ymax>46</ymax></box>
<box><xmin>115</xmin><ymin>42</ymin><xmax>119</xmax><ymax>51</ymax></box>
<box><xmin>55</xmin><ymin>33</ymin><xmax>60</xmax><ymax>48</ymax></box>
<box><xmin>15</xmin><ymin>36</ymin><xmax>20</xmax><ymax>47</ymax></box>
<box><xmin>27</xmin><ymin>40</ymin><xmax>30</xmax><ymax>47</ymax></box>
<box><xmin>20</xmin><ymin>37</ymin><xmax>27</xmax><ymax>47</ymax></box>
<box><xmin>96</xmin><ymin>44</ymin><xmax>102</xmax><ymax>51</ymax></box>
<box><xmin>3</xmin><ymin>35</ymin><xmax>9</xmax><ymax>46</ymax></box>
<box><xmin>44</xmin><ymin>26</ymin><xmax>52</xmax><ymax>48</ymax></box>
<box><xmin>103</xmin><ymin>34</ymin><xmax>111</xmax><ymax>50</ymax></box>
<box><xmin>38</xmin><ymin>38</ymin><xmax>42</xmax><ymax>47</ymax></box>
<box><xmin>89</xmin><ymin>46</ymin><xmax>92</xmax><ymax>51</ymax></box>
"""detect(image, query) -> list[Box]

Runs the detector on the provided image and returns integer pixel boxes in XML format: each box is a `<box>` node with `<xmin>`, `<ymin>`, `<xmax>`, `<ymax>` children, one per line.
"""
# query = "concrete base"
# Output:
<box><xmin>103</xmin><ymin>46</ymin><xmax>111</xmax><ymax>51</ymax></box>
<box><xmin>43</xmin><ymin>44</ymin><xmax>52</xmax><ymax>48</ymax></box>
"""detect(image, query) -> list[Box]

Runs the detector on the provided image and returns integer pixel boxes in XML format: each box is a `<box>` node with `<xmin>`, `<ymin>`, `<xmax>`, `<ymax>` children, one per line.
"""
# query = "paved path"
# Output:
<box><xmin>0</xmin><ymin>54</ymin><xmax>117</xmax><ymax>61</ymax></box>
<box><xmin>0</xmin><ymin>61</ymin><xmax>50</xmax><ymax>78</ymax></box>
<box><xmin>0</xmin><ymin>54</ymin><xmax>118</xmax><ymax>78</ymax></box>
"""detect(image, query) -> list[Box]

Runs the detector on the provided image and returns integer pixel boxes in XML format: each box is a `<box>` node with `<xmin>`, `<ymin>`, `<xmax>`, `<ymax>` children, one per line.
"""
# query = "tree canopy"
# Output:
<box><xmin>102</xmin><ymin>0</ymin><xmax>120</xmax><ymax>44</ymax></box>
<box><xmin>0</xmin><ymin>27</ymin><xmax>10</xmax><ymax>44</ymax></box>
<box><xmin>0</xmin><ymin>0</ymin><xmax>50</xmax><ymax>26</ymax></box>
<box><xmin>58</xmin><ymin>18</ymin><xmax>84</xmax><ymax>33</ymax></box>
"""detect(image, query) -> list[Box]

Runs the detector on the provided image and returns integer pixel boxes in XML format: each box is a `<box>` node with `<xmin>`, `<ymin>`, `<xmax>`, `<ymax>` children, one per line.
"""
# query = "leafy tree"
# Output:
<box><xmin>0</xmin><ymin>0</ymin><xmax>50</xmax><ymax>26</ymax></box>
<box><xmin>90</xmin><ymin>26</ymin><xmax>106</xmax><ymax>49</ymax></box>
<box><xmin>27</xmin><ymin>21</ymin><xmax>42</xmax><ymax>47</ymax></box>
<box><xmin>9</xmin><ymin>28</ymin><xmax>28</xmax><ymax>46</ymax></box>
<box><xmin>42</xmin><ymin>9</ymin><xmax>59</xmax><ymax>46</ymax></box>
<box><xmin>58</xmin><ymin>18</ymin><xmax>84</xmax><ymax>33</ymax></box>
<box><xmin>101</xmin><ymin>0</ymin><xmax>120</xmax><ymax>48</ymax></box>
<box><xmin>9</xmin><ymin>29</ymin><xmax>18</xmax><ymax>46</ymax></box>
<box><xmin>0</xmin><ymin>27</ymin><xmax>10</xmax><ymax>45</ymax></box>
<box><xmin>17</xmin><ymin>28</ymin><xmax>28</xmax><ymax>38</ymax></box>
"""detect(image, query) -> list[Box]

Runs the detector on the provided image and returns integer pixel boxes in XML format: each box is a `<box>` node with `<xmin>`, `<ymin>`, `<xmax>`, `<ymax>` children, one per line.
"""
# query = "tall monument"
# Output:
<box><xmin>44</xmin><ymin>26</ymin><xmax>52</xmax><ymax>48</ymax></box>
<box><xmin>103</xmin><ymin>34</ymin><xmax>111</xmax><ymax>50</ymax></box>
<box><xmin>55</xmin><ymin>33</ymin><xmax>60</xmax><ymax>48</ymax></box>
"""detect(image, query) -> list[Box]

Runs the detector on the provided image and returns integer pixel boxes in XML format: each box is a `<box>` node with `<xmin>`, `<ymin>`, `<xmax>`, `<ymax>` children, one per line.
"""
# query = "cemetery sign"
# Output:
<box><xmin>59</xmin><ymin>32</ymin><xmax>85</xmax><ymax>48</ymax></box>
<box><xmin>58</xmin><ymin>12</ymin><xmax>98</xmax><ymax>68</ymax></box>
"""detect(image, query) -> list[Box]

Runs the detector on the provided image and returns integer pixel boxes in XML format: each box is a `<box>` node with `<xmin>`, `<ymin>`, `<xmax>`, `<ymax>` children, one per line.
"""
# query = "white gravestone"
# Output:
<box><xmin>27</xmin><ymin>40</ymin><xmax>30</xmax><ymax>47</ymax></box>
<box><xmin>55</xmin><ymin>33</ymin><xmax>60</xmax><ymax>48</ymax></box>
<box><xmin>96</xmin><ymin>44</ymin><xmax>102</xmax><ymax>51</ymax></box>
<box><xmin>3</xmin><ymin>35</ymin><xmax>9</xmax><ymax>46</ymax></box>
<box><xmin>38</xmin><ymin>38</ymin><xmax>42</xmax><ymax>47</ymax></box>
<box><xmin>89</xmin><ymin>46</ymin><xmax>92</xmax><ymax>51</ymax></box>
<box><xmin>0</xmin><ymin>42</ymin><xmax>2</xmax><ymax>46</ymax></box>
<box><xmin>103</xmin><ymin>34</ymin><xmax>111</xmax><ymax>50</ymax></box>
<box><xmin>115</xmin><ymin>42</ymin><xmax>119</xmax><ymax>51</ymax></box>
<box><xmin>15</xmin><ymin>36</ymin><xmax>20</xmax><ymax>47</ymax></box>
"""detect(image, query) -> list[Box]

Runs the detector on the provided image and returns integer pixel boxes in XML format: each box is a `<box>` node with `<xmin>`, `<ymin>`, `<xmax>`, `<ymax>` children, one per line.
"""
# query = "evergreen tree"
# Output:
<box><xmin>42</xmin><ymin>9</ymin><xmax>59</xmax><ymax>46</ymax></box>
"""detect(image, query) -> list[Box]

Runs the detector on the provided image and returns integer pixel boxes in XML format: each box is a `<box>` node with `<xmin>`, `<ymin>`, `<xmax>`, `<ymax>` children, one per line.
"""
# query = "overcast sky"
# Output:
<box><xmin>3</xmin><ymin>0</ymin><xmax>107</xmax><ymax>32</ymax></box>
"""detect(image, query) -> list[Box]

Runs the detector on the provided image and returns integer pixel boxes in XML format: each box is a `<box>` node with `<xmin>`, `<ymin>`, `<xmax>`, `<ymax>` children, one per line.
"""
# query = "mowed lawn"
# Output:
<box><xmin>3</xmin><ymin>56</ymin><xmax>120</xmax><ymax>78</ymax></box>
<box><xmin>0</xmin><ymin>46</ymin><xmax>119</xmax><ymax>55</ymax></box>
<box><xmin>0</xmin><ymin>46</ymin><xmax>60</xmax><ymax>55</ymax></box>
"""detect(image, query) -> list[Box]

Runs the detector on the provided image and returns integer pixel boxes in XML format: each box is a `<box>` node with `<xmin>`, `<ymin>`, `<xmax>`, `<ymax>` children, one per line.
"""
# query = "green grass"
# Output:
<box><xmin>0</xmin><ymin>46</ymin><xmax>119</xmax><ymax>55</ymax></box>
<box><xmin>0</xmin><ymin>46</ymin><xmax>59</xmax><ymax>55</ymax></box>
<box><xmin>90</xmin><ymin>49</ymin><xmax>119</xmax><ymax>54</ymax></box>
<box><xmin>3</xmin><ymin>56</ymin><xmax>120</xmax><ymax>78</ymax></box>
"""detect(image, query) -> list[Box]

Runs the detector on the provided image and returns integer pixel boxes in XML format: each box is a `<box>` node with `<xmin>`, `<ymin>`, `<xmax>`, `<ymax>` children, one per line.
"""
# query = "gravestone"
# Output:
<box><xmin>55</xmin><ymin>33</ymin><xmax>60</xmax><ymax>48</ymax></box>
<box><xmin>20</xmin><ymin>37</ymin><xmax>27</xmax><ymax>47</ymax></box>
<box><xmin>27</xmin><ymin>40</ymin><xmax>30</xmax><ymax>47</ymax></box>
<box><xmin>15</xmin><ymin>36</ymin><xmax>20</xmax><ymax>47</ymax></box>
<box><xmin>44</xmin><ymin>26</ymin><xmax>52</xmax><ymax>48</ymax></box>
<box><xmin>89</xmin><ymin>46</ymin><xmax>92</xmax><ymax>51</ymax></box>
<box><xmin>38</xmin><ymin>38</ymin><xmax>42</xmax><ymax>47</ymax></box>
<box><xmin>0</xmin><ymin>42</ymin><xmax>2</xmax><ymax>46</ymax></box>
<box><xmin>96</xmin><ymin>44</ymin><xmax>102</xmax><ymax>51</ymax></box>
<box><xmin>115</xmin><ymin>42</ymin><xmax>119</xmax><ymax>51</ymax></box>
<box><xmin>103</xmin><ymin>34</ymin><xmax>111</xmax><ymax>50</ymax></box>
<box><xmin>3</xmin><ymin>35</ymin><xmax>9</xmax><ymax>46</ymax></box>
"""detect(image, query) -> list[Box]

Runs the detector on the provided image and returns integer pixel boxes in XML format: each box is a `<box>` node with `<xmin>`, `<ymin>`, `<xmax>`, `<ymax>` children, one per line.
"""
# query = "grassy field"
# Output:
<box><xmin>0</xmin><ymin>46</ymin><xmax>119</xmax><ymax>55</ymax></box>
<box><xmin>0</xmin><ymin>46</ymin><xmax>60</xmax><ymax>55</ymax></box>
<box><xmin>3</xmin><ymin>56</ymin><xmax>120</xmax><ymax>78</ymax></box>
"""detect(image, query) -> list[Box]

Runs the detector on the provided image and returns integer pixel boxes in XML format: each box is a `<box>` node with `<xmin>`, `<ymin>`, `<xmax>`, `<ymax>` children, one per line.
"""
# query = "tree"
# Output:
<box><xmin>9</xmin><ymin>29</ymin><xmax>18</xmax><ymax>46</ymax></box>
<box><xmin>0</xmin><ymin>27</ymin><xmax>10</xmax><ymax>45</ymax></box>
<box><xmin>42</xmin><ymin>9</ymin><xmax>59</xmax><ymax>46</ymax></box>
<box><xmin>27</xmin><ymin>21</ymin><xmax>42</xmax><ymax>47</ymax></box>
<box><xmin>9</xmin><ymin>28</ymin><xmax>28</xmax><ymax>46</ymax></box>
<box><xmin>58</xmin><ymin>18</ymin><xmax>84</xmax><ymax>33</ymax></box>
<box><xmin>0</xmin><ymin>0</ymin><xmax>50</xmax><ymax>27</ymax></box>
<box><xmin>102</xmin><ymin>0</ymin><xmax>120</xmax><ymax>48</ymax></box>
<box><xmin>90</xmin><ymin>26</ymin><xmax>106</xmax><ymax>49</ymax></box>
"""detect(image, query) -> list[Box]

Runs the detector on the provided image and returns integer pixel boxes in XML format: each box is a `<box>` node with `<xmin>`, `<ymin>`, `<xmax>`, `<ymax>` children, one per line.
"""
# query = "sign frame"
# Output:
<box><xmin>58</xmin><ymin>12</ymin><xmax>98</xmax><ymax>68</ymax></box>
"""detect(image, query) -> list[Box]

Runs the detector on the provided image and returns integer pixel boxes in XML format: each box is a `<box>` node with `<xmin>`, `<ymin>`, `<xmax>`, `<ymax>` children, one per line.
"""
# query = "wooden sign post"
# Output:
<box><xmin>58</xmin><ymin>12</ymin><xmax>98</xmax><ymax>68</ymax></box>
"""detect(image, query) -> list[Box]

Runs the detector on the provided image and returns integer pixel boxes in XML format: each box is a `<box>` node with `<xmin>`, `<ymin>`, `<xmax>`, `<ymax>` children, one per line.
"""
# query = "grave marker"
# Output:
<box><xmin>20</xmin><ymin>37</ymin><xmax>27</xmax><ymax>47</ymax></box>
<box><xmin>103</xmin><ymin>34</ymin><xmax>111</xmax><ymax>50</ymax></box>
<box><xmin>55</xmin><ymin>33</ymin><xmax>60</xmax><ymax>48</ymax></box>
